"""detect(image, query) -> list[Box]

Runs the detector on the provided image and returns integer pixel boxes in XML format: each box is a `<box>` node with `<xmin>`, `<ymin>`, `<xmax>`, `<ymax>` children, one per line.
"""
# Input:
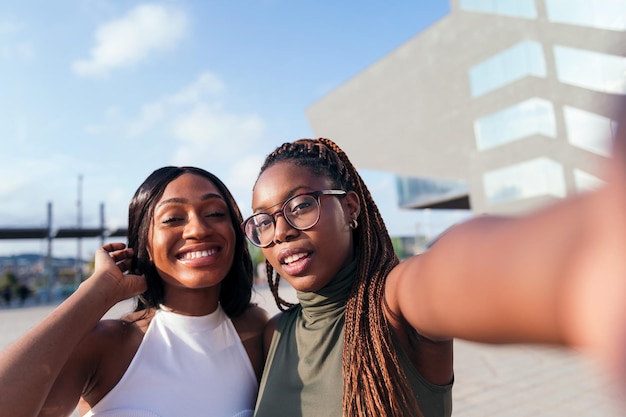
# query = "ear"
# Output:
<box><xmin>344</xmin><ymin>191</ymin><xmax>361</xmax><ymax>222</ymax></box>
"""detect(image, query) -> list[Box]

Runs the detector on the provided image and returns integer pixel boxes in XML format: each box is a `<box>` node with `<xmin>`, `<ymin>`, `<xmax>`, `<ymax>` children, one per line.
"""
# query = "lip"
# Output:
<box><xmin>277</xmin><ymin>246</ymin><xmax>311</xmax><ymax>264</ymax></box>
<box><xmin>277</xmin><ymin>245</ymin><xmax>313</xmax><ymax>276</ymax></box>
<box><xmin>176</xmin><ymin>243</ymin><xmax>222</xmax><ymax>264</ymax></box>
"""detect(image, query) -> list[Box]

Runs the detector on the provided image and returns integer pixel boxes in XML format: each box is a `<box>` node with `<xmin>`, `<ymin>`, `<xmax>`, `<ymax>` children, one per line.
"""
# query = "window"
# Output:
<box><xmin>546</xmin><ymin>0</ymin><xmax>626</xmax><ymax>31</ymax></box>
<box><xmin>563</xmin><ymin>106</ymin><xmax>616</xmax><ymax>156</ymax></box>
<box><xmin>554</xmin><ymin>46</ymin><xmax>626</xmax><ymax>94</ymax></box>
<box><xmin>474</xmin><ymin>98</ymin><xmax>556</xmax><ymax>150</ymax></box>
<box><xmin>574</xmin><ymin>169</ymin><xmax>605</xmax><ymax>192</ymax></box>
<box><xmin>469</xmin><ymin>41</ymin><xmax>546</xmax><ymax>97</ymax></box>
<box><xmin>459</xmin><ymin>0</ymin><xmax>537</xmax><ymax>19</ymax></box>
<box><xmin>483</xmin><ymin>158</ymin><xmax>565</xmax><ymax>205</ymax></box>
<box><xmin>396</xmin><ymin>176</ymin><xmax>468</xmax><ymax>208</ymax></box>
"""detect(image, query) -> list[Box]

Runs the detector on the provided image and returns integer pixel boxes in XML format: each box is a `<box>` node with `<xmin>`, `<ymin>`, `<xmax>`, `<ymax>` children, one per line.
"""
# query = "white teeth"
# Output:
<box><xmin>284</xmin><ymin>253</ymin><xmax>306</xmax><ymax>265</ymax></box>
<box><xmin>181</xmin><ymin>249</ymin><xmax>216</xmax><ymax>260</ymax></box>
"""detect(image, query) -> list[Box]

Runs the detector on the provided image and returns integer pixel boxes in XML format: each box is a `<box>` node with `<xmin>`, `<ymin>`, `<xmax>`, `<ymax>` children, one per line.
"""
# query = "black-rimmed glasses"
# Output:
<box><xmin>242</xmin><ymin>190</ymin><xmax>346</xmax><ymax>247</ymax></box>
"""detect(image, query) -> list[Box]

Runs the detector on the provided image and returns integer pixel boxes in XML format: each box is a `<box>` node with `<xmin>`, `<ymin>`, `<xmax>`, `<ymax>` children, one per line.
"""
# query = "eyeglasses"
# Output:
<box><xmin>242</xmin><ymin>190</ymin><xmax>346</xmax><ymax>247</ymax></box>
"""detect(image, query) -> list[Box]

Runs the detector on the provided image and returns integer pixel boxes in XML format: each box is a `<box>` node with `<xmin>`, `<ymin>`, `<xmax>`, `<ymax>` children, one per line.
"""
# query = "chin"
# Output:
<box><xmin>287</xmin><ymin>278</ymin><xmax>326</xmax><ymax>293</ymax></box>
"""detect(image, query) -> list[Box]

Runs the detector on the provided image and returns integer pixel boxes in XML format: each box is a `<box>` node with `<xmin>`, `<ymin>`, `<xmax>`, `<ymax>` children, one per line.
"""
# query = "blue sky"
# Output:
<box><xmin>0</xmin><ymin>0</ymin><xmax>470</xmax><ymax>257</ymax></box>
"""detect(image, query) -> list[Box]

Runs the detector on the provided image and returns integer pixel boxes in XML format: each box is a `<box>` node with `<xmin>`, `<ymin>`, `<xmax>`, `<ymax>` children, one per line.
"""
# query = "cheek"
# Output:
<box><xmin>148</xmin><ymin>229</ymin><xmax>174</xmax><ymax>264</ymax></box>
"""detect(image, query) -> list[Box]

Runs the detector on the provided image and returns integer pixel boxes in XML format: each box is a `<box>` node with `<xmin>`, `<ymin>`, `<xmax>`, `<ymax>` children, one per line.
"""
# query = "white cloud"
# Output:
<box><xmin>223</xmin><ymin>154</ymin><xmax>266</xmax><ymax>216</ymax></box>
<box><xmin>121</xmin><ymin>71</ymin><xmax>265</xmax><ymax>164</ymax></box>
<box><xmin>85</xmin><ymin>106</ymin><xmax>122</xmax><ymax>135</ymax></box>
<box><xmin>72</xmin><ymin>4</ymin><xmax>188</xmax><ymax>77</ymax></box>
<box><xmin>0</xmin><ymin>19</ymin><xmax>34</xmax><ymax>61</ymax></box>
<box><xmin>126</xmin><ymin>101</ymin><xmax>167</xmax><ymax>137</ymax></box>
<box><xmin>0</xmin><ymin>154</ymin><xmax>78</xmax><ymax>225</ymax></box>
<box><xmin>226</xmin><ymin>154</ymin><xmax>265</xmax><ymax>190</ymax></box>
<box><xmin>125</xmin><ymin>71</ymin><xmax>224</xmax><ymax>137</ymax></box>
<box><xmin>171</xmin><ymin>72</ymin><xmax>225</xmax><ymax>105</ymax></box>
<box><xmin>0</xmin><ymin>20</ymin><xmax>23</xmax><ymax>35</ymax></box>
<box><xmin>170</xmin><ymin>103</ymin><xmax>265</xmax><ymax>161</ymax></box>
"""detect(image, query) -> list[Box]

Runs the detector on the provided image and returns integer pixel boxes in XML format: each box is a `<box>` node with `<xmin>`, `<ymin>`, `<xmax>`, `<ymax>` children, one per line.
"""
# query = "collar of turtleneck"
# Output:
<box><xmin>296</xmin><ymin>258</ymin><xmax>357</xmax><ymax>327</ymax></box>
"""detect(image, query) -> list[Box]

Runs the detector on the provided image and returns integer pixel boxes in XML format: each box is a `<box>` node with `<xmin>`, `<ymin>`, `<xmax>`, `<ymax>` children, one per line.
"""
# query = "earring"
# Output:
<box><xmin>349</xmin><ymin>219</ymin><xmax>358</xmax><ymax>230</ymax></box>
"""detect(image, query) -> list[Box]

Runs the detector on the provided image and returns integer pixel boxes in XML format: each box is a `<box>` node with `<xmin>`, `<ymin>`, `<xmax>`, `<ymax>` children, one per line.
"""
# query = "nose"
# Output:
<box><xmin>182</xmin><ymin>214</ymin><xmax>211</xmax><ymax>239</ymax></box>
<box><xmin>272</xmin><ymin>213</ymin><xmax>298</xmax><ymax>244</ymax></box>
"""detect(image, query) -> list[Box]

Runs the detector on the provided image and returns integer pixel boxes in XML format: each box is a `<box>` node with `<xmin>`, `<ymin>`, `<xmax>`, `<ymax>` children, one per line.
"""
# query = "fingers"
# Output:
<box><xmin>114</xmin><ymin>258</ymin><xmax>133</xmax><ymax>274</ymax></box>
<box><xmin>96</xmin><ymin>243</ymin><xmax>134</xmax><ymax>273</ymax></box>
<box><xmin>101</xmin><ymin>242</ymin><xmax>127</xmax><ymax>253</ymax></box>
<box><xmin>108</xmin><ymin>248</ymin><xmax>133</xmax><ymax>263</ymax></box>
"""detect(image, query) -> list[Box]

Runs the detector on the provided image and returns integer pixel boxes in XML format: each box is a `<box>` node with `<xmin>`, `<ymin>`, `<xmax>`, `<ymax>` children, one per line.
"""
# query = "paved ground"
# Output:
<box><xmin>1</xmin><ymin>282</ymin><xmax>622</xmax><ymax>416</ymax></box>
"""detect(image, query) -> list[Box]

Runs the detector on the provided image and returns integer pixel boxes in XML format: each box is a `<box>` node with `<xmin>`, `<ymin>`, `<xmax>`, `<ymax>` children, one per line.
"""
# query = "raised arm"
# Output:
<box><xmin>0</xmin><ymin>243</ymin><xmax>146</xmax><ymax>417</ymax></box>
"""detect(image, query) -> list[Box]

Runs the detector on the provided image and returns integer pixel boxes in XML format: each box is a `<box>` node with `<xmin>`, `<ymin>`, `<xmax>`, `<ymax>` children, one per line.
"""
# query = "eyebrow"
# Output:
<box><xmin>252</xmin><ymin>186</ymin><xmax>310</xmax><ymax>213</ymax></box>
<box><xmin>156</xmin><ymin>193</ymin><xmax>224</xmax><ymax>209</ymax></box>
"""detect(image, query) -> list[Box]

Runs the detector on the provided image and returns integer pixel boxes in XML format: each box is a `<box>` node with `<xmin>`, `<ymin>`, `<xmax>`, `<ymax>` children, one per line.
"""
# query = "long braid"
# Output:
<box><xmin>257</xmin><ymin>138</ymin><xmax>422</xmax><ymax>416</ymax></box>
<box><xmin>267</xmin><ymin>259</ymin><xmax>297</xmax><ymax>311</ymax></box>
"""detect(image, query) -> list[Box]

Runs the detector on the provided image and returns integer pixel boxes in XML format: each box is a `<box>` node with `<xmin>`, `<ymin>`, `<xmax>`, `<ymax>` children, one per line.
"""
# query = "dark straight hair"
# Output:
<box><xmin>127</xmin><ymin>166</ymin><xmax>253</xmax><ymax>317</ymax></box>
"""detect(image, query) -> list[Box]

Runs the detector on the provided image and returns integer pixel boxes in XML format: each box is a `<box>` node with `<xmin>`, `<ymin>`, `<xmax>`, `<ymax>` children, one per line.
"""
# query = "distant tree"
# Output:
<box><xmin>391</xmin><ymin>237</ymin><xmax>408</xmax><ymax>259</ymax></box>
<box><xmin>0</xmin><ymin>271</ymin><xmax>18</xmax><ymax>289</ymax></box>
<box><xmin>248</xmin><ymin>244</ymin><xmax>266</xmax><ymax>268</ymax></box>
<box><xmin>0</xmin><ymin>271</ymin><xmax>17</xmax><ymax>306</ymax></box>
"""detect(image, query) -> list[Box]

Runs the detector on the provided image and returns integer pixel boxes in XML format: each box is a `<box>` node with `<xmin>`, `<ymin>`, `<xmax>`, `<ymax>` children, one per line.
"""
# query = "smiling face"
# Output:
<box><xmin>252</xmin><ymin>162</ymin><xmax>359</xmax><ymax>292</ymax></box>
<box><xmin>148</xmin><ymin>173</ymin><xmax>236</xmax><ymax>311</ymax></box>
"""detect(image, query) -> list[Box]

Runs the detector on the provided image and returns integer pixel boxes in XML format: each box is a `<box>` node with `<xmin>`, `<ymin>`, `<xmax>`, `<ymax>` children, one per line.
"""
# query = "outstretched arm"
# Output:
<box><xmin>391</xmin><ymin>106</ymin><xmax>626</xmax><ymax>367</ymax></box>
<box><xmin>0</xmin><ymin>243</ymin><xmax>146</xmax><ymax>417</ymax></box>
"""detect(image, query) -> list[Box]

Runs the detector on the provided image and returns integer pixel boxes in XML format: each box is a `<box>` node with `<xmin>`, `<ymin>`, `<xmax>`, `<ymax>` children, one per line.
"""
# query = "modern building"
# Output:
<box><xmin>307</xmin><ymin>0</ymin><xmax>625</xmax><ymax>216</ymax></box>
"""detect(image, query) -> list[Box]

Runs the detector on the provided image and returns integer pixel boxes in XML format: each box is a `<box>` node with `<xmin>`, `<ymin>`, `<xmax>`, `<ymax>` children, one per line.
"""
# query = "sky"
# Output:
<box><xmin>0</xmin><ymin>0</ymin><xmax>471</xmax><ymax>258</ymax></box>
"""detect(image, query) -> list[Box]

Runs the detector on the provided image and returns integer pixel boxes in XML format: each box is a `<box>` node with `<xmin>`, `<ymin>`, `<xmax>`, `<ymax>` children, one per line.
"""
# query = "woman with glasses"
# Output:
<box><xmin>244</xmin><ymin>130</ymin><xmax>626</xmax><ymax>416</ymax></box>
<box><xmin>0</xmin><ymin>166</ymin><xmax>269</xmax><ymax>417</ymax></box>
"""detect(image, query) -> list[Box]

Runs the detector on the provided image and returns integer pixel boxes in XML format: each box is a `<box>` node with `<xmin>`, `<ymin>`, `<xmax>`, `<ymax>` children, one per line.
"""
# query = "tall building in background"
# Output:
<box><xmin>307</xmin><ymin>0</ymin><xmax>625</xmax><ymax>216</ymax></box>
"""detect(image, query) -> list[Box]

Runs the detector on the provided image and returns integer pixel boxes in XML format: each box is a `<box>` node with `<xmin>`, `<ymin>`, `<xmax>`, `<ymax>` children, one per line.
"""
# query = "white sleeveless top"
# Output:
<box><xmin>84</xmin><ymin>305</ymin><xmax>257</xmax><ymax>417</ymax></box>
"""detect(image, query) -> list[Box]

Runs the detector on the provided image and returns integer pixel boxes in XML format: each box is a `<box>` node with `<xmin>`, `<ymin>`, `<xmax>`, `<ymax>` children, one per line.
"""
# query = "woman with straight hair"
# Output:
<box><xmin>0</xmin><ymin>166</ymin><xmax>269</xmax><ymax>417</ymax></box>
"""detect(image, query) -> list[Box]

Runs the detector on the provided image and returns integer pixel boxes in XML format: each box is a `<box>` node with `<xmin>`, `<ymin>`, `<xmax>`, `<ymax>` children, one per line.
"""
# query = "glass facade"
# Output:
<box><xmin>554</xmin><ymin>46</ymin><xmax>626</xmax><ymax>94</ymax></box>
<box><xmin>469</xmin><ymin>41</ymin><xmax>546</xmax><ymax>97</ymax></box>
<box><xmin>396</xmin><ymin>176</ymin><xmax>468</xmax><ymax>208</ymax></box>
<box><xmin>563</xmin><ymin>106</ymin><xmax>616</xmax><ymax>156</ymax></box>
<box><xmin>483</xmin><ymin>158</ymin><xmax>566</xmax><ymax>205</ymax></box>
<box><xmin>574</xmin><ymin>169</ymin><xmax>605</xmax><ymax>192</ymax></box>
<box><xmin>463</xmin><ymin>2</ymin><xmax>624</xmax><ymax>211</ymax></box>
<box><xmin>546</xmin><ymin>0</ymin><xmax>626</xmax><ymax>31</ymax></box>
<box><xmin>474</xmin><ymin>98</ymin><xmax>556</xmax><ymax>150</ymax></box>
<box><xmin>459</xmin><ymin>0</ymin><xmax>537</xmax><ymax>19</ymax></box>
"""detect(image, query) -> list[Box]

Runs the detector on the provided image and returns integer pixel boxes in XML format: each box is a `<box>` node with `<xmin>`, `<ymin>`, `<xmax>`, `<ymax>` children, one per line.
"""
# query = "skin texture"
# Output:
<box><xmin>0</xmin><ymin>173</ymin><xmax>268</xmax><ymax>417</ymax></box>
<box><xmin>148</xmin><ymin>173</ymin><xmax>236</xmax><ymax>315</ymax></box>
<box><xmin>252</xmin><ymin>163</ymin><xmax>358</xmax><ymax>294</ymax></box>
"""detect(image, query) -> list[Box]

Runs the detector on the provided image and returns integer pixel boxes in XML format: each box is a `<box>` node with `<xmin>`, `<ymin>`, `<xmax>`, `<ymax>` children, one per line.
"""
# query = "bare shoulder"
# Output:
<box><xmin>264</xmin><ymin>313</ymin><xmax>282</xmax><ymax>337</ymax></box>
<box><xmin>262</xmin><ymin>313</ymin><xmax>283</xmax><ymax>356</ymax></box>
<box><xmin>230</xmin><ymin>305</ymin><xmax>271</xmax><ymax>381</ymax></box>
<box><xmin>231</xmin><ymin>304</ymin><xmax>270</xmax><ymax>341</ymax></box>
<box><xmin>79</xmin><ymin>312</ymin><xmax>151</xmax><ymax>407</ymax></box>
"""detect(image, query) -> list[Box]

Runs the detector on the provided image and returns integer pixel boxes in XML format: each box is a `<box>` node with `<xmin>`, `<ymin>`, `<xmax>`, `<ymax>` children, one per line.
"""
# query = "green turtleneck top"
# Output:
<box><xmin>254</xmin><ymin>261</ymin><xmax>453</xmax><ymax>417</ymax></box>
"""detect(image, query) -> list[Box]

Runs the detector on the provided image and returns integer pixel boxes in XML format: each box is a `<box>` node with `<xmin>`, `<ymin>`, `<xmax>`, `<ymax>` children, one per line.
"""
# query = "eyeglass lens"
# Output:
<box><xmin>245</xmin><ymin>194</ymin><xmax>320</xmax><ymax>246</ymax></box>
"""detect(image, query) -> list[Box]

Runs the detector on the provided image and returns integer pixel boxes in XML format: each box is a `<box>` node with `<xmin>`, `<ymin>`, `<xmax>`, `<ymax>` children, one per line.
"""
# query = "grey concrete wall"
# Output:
<box><xmin>306</xmin><ymin>0</ymin><xmax>624</xmax><ymax>215</ymax></box>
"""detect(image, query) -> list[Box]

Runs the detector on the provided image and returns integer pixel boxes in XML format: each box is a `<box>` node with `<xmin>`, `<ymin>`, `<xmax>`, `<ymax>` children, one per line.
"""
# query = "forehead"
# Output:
<box><xmin>252</xmin><ymin>162</ymin><xmax>332</xmax><ymax>207</ymax></box>
<box><xmin>159</xmin><ymin>173</ymin><xmax>223</xmax><ymax>201</ymax></box>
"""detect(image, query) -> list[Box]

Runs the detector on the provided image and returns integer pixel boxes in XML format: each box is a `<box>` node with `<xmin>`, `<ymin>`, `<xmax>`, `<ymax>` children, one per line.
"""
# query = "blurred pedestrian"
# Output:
<box><xmin>1</xmin><ymin>285</ymin><xmax>12</xmax><ymax>307</ymax></box>
<box><xmin>16</xmin><ymin>284</ymin><xmax>31</xmax><ymax>307</ymax></box>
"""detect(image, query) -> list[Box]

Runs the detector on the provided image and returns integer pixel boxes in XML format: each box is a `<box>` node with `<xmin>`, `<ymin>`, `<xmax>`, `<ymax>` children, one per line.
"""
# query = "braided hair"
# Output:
<box><xmin>257</xmin><ymin>138</ymin><xmax>422</xmax><ymax>416</ymax></box>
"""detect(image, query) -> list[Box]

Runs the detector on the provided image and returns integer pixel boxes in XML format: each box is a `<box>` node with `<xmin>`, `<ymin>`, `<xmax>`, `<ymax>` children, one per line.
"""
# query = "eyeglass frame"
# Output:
<box><xmin>241</xmin><ymin>189</ymin><xmax>347</xmax><ymax>247</ymax></box>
